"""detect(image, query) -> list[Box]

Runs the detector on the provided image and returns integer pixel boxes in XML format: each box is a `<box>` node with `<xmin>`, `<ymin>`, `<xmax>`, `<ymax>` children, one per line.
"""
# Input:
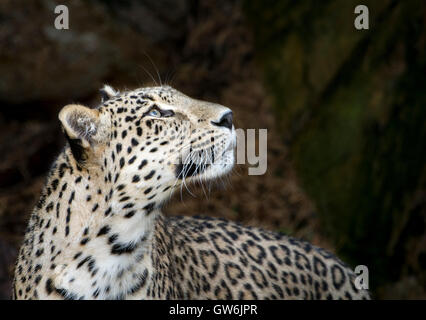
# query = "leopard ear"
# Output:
<box><xmin>59</xmin><ymin>104</ymin><xmax>100</xmax><ymax>146</ymax></box>
<box><xmin>99</xmin><ymin>85</ymin><xmax>118</xmax><ymax>102</ymax></box>
<box><xmin>59</xmin><ymin>104</ymin><xmax>103</xmax><ymax>162</ymax></box>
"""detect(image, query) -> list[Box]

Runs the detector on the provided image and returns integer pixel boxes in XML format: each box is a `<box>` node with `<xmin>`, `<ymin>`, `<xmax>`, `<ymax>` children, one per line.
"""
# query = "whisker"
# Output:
<box><xmin>164</xmin><ymin>66</ymin><xmax>177</xmax><ymax>87</ymax></box>
<box><xmin>137</xmin><ymin>64</ymin><xmax>158</xmax><ymax>86</ymax></box>
<box><xmin>142</xmin><ymin>51</ymin><xmax>162</xmax><ymax>87</ymax></box>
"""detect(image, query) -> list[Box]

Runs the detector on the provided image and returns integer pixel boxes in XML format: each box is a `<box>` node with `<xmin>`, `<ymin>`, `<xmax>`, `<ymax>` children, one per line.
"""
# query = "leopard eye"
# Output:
<box><xmin>143</xmin><ymin>105</ymin><xmax>175</xmax><ymax>118</ymax></box>
<box><xmin>148</xmin><ymin>109</ymin><xmax>161</xmax><ymax>117</ymax></box>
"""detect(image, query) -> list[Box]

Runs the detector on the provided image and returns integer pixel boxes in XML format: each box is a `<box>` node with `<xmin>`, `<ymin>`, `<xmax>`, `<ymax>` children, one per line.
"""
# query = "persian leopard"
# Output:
<box><xmin>13</xmin><ymin>85</ymin><xmax>370</xmax><ymax>300</ymax></box>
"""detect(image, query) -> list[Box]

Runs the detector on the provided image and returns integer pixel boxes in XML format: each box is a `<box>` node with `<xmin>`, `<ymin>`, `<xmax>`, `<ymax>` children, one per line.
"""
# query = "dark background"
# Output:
<box><xmin>0</xmin><ymin>0</ymin><xmax>425</xmax><ymax>299</ymax></box>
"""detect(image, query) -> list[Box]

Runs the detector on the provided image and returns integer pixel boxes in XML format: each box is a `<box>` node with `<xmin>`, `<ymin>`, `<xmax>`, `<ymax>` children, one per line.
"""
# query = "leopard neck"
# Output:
<box><xmin>35</xmin><ymin>148</ymin><xmax>162</xmax><ymax>245</ymax></box>
<box><xmin>23</xmin><ymin>148</ymin><xmax>166</xmax><ymax>299</ymax></box>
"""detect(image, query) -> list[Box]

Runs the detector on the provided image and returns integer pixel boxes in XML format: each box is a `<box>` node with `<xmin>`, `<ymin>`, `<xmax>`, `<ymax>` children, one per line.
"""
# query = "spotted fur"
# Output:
<box><xmin>13</xmin><ymin>85</ymin><xmax>370</xmax><ymax>300</ymax></box>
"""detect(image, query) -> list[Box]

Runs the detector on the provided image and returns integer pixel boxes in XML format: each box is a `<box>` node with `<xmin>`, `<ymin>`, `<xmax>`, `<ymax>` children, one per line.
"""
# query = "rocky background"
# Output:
<box><xmin>0</xmin><ymin>0</ymin><xmax>424</xmax><ymax>299</ymax></box>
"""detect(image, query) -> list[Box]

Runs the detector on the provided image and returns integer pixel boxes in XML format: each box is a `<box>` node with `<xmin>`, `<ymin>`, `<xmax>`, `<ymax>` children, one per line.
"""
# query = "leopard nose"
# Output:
<box><xmin>211</xmin><ymin>111</ymin><xmax>233</xmax><ymax>130</ymax></box>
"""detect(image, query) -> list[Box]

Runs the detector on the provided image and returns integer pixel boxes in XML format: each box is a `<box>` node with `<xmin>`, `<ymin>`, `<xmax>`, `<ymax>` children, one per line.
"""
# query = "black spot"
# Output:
<box><xmin>73</xmin><ymin>252</ymin><xmax>83</xmax><ymax>260</ymax></box>
<box><xmin>104</xmin><ymin>207</ymin><xmax>112</xmax><ymax>216</ymax></box>
<box><xmin>97</xmin><ymin>226</ymin><xmax>110</xmax><ymax>237</ymax></box>
<box><xmin>92</xmin><ymin>288</ymin><xmax>100</xmax><ymax>299</ymax></box>
<box><xmin>124</xmin><ymin>210</ymin><xmax>136</xmax><ymax>218</ymax></box>
<box><xmin>36</xmin><ymin>194</ymin><xmax>46</xmax><ymax>209</ymax></box>
<box><xmin>131</xmin><ymin>138</ymin><xmax>139</xmax><ymax>146</ymax></box>
<box><xmin>55</xmin><ymin>288</ymin><xmax>78</xmax><ymax>300</ymax></box>
<box><xmin>116</xmin><ymin>144</ymin><xmax>122</xmax><ymax>154</ymax></box>
<box><xmin>272</xmin><ymin>284</ymin><xmax>284</xmax><ymax>298</ymax></box>
<box><xmin>123</xmin><ymin>203</ymin><xmax>134</xmax><ymax>209</ymax></box>
<box><xmin>144</xmin><ymin>170</ymin><xmax>155</xmax><ymax>180</ymax></box>
<box><xmin>45</xmin><ymin>278</ymin><xmax>54</xmax><ymax>295</ymax></box>
<box><xmin>143</xmin><ymin>202</ymin><xmax>155</xmax><ymax>215</ymax></box>
<box><xmin>45</xmin><ymin>202</ymin><xmax>54</xmax><ymax>212</ymax></box>
<box><xmin>111</xmin><ymin>242</ymin><xmax>136</xmax><ymax>255</ymax></box>
<box><xmin>126</xmin><ymin>155</ymin><xmax>136</xmax><ymax>165</ymax></box>
<box><xmin>293</xmin><ymin>287</ymin><xmax>300</xmax><ymax>296</ymax></box>
<box><xmin>68</xmin><ymin>191</ymin><xmax>75</xmax><ymax>204</ymax></box>
<box><xmin>108</xmin><ymin>234</ymin><xmax>118</xmax><ymax>244</ymax></box>
<box><xmin>77</xmin><ymin>256</ymin><xmax>92</xmax><ymax>269</ymax></box>
<box><xmin>58</xmin><ymin>163</ymin><xmax>68</xmax><ymax>178</ymax></box>
<box><xmin>138</xmin><ymin>160</ymin><xmax>148</xmax><ymax>170</ymax></box>
<box><xmin>87</xmin><ymin>259</ymin><xmax>96</xmax><ymax>272</ymax></box>
<box><xmin>51</xmin><ymin>179</ymin><xmax>59</xmax><ymax>191</ymax></box>
<box><xmin>66</xmin><ymin>207</ymin><xmax>71</xmax><ymax>223</ymax></box>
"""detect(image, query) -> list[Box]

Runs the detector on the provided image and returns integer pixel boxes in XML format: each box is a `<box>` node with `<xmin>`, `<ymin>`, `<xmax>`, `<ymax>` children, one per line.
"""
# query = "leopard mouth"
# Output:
<box><xmin>175</xmin><ymin>132</ymin><xmax>236</xmax><ymax>180</ymax></box>
<box><xmin>175</xmin><ymin>160</ymin><xmax>211</xmax><ymax>179</ymax></box>
<box><xmin>175</xmin><ymin>145</ymin><xmax>232</xmax><ymax>180</ymax></box>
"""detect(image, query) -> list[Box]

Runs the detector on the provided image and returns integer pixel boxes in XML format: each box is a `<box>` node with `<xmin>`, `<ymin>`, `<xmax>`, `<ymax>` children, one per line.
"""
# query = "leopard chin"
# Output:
<box><xmin>176</xmin><ymin>131</ymin><xmax>236</xmax><ymax>182</ymax></box>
